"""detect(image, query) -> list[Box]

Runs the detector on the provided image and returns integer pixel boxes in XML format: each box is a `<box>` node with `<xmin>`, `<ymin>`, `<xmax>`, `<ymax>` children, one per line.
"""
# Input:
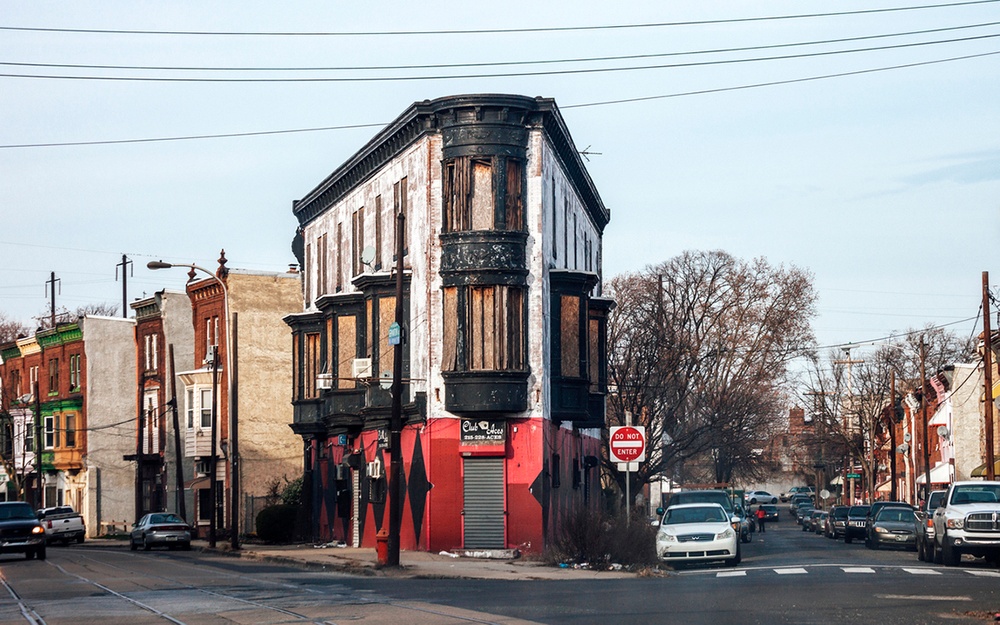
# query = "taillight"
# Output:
<box><xmin>46</xmin><ymin>520</ymin><xmax>52</xmax><ymax>529</ymax></box>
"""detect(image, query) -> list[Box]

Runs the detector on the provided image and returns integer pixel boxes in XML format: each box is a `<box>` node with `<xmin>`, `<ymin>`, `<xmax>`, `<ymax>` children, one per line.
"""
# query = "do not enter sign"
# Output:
<box><xmin>609</xmin><ymin>426</ymin><xmax>646</xmax><ymax>463</ymax></box>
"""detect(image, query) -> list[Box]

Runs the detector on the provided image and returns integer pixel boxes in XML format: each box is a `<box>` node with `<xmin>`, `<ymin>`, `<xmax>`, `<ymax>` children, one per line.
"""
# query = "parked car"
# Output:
<box><xmin>795</xmin><ymin>503</ymin><xmax>816</xmax><ymax>525</ymax></box>
<box><xmin>129</xmin><ymin>513</ymin><xmax>192</xmax><ymax>551</ymax></box>
<box><xmin>789</xmin><ymin>494</ymin><xmax>813</xmax><ymax>516</ymax></box>
<box><xmin>916</xmin><ymin>490</ymin><xmax>947</xmax><ymax>562</ymax></box>
<box><xmin>733</xmin><ymin>505</ymin><xmax>753</xmax><ymax>542</ymax></box>
<box><xmin>745</xmin><ymin>490</ymin><xmax>778</xmax><ymax>505</ymax></box>
<box><xmin>844</xmin><ymin>505</ymin><xmax>871</xmax><ymax>543</ymax></box>
<box><xmin>813</xmin><ymin>511</ymin><xmax>829</xmax><ymax>535</ymax></box>
<box><xmin>825</xmin><ymin>505</ymin><xmax>850</xmax><ymax>539</ymax></box>
<box><xmin>655</xmin><ymin>503</ymin><xmax>741</xmax><ymax>567</ymax></box>
<box><xmin>865</xmin><ymin>502</ymin><xmax>915</xmax><ymax>549</ymax></box>
<box><xmin>0</xmin><ymin>501</ymin><xmax>46</xmax><ymax>560</ymax></box>
<box><xmin>665</xmin><ymin>490</ymin><xmax>749</xmax><ymax>543</ymax></box>
<box><xmin>759</xmin><ymin>504</ymin><xmax>780</xmax><ymax>523</ymax></box>
<box><xmin>869</xmin><ymin>506</ymin><xmax>918</xmax><ymax>550</ymax></box>
<box><xmin>931</xmin><ymin>481</ymin><xmax>1000</xmax><ymax>566</ymax></box>
<box><xmin>37</xmin><ymin>505</ymin><xmax>85</xmax><ymax>545</ymax></box>
<box><xmin>781</xmin><ymin>486</ymin><xmax>815</xmax><ymax>502</ymax></box>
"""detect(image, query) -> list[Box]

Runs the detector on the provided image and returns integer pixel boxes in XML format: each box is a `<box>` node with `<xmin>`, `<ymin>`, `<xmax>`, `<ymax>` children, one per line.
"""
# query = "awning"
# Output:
<box><xmin>915</xmin><ymin>463</ymin><xmax>951</xmax><ymax>485</ymax></box>
<box><xmin>971</xmin><ymin>460</ymin><xmax>1000</xmax><ymax>478</ymax></box>
<box><xmin>830</xmin><ymin>476</ymin><xmax>844</xmax><ymax>486</ymax></box>
<box><xmin>876</xmin><ymin>479</ymin><xmax>893</xmax><ymax>493</ymax></box>
<box><xmin>928</xmin><ymin>406</ymin><xmax>949</xmax><ymax>428</ymax></box>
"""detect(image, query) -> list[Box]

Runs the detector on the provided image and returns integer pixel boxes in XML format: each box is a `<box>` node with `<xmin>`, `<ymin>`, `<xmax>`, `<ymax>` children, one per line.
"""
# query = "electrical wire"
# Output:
<box><xmin>4</xmin><ymin>33</ymin><xmax>999</xmax><ymax>82</ymax></box>
<box><xmin>1</xmin><ymin>0</ymin><xmax>997</xmax><ymax>37</ymax></box>
<box><xmin>5</xmin><ymin>21</ymin><xmax>998</xmax><ymax>73</ymax></box>
<box><xmin>2</xmin><ymin>49</ymin><xmax>996</xmax><ymax>150</ymax></box>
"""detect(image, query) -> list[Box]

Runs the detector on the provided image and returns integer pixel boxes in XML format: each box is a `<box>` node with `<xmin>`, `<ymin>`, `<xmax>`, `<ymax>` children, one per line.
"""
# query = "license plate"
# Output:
<box><xmin>165</xmin><ymin>536</ymin><xmax>178</xmax><ymax>541</ymax></box>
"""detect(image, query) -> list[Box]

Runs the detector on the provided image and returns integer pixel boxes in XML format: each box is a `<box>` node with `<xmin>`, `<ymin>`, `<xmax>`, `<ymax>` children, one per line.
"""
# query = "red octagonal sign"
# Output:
<box><xmin>609</xmin><ymin>426</ymin><xmax>646</xmax><ymax>463</ymax></box>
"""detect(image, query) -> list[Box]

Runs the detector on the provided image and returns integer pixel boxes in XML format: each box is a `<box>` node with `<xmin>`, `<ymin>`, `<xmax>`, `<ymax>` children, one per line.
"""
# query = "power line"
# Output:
<box><xmin>811</xmin><ymin>315</ymin><xmax>980</xmax><ymax>352</ymax></box>
<box><xmin>1</xmin><ymin>48</ymin><xmax>996</xmax><ymax>151</ymax></box>
<box><xmin>4</xmin><ymin>33</ymin><xmax>999</xmax><ymax>82</ymax></box>
<box><xmin>4</xmin><ymin>21</ymin><xmax>998</xmax><ymax>73</ymax></box>
<box><xmin>1</xmin><ymin>0</ymin><xmax>997</xmax><ymax>37</ymax></box>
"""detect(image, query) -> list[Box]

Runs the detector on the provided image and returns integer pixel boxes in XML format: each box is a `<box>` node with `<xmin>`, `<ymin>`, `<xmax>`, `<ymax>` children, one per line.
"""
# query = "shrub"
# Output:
<box><xmin>256</xmin><ymin>504</ymin><xmax>297</xmax><ymax>543</ymax></box>
<box><xmin>546</xmin><ymin>506</ymin><xmax>657</xmax><ymax>568</ymax></box>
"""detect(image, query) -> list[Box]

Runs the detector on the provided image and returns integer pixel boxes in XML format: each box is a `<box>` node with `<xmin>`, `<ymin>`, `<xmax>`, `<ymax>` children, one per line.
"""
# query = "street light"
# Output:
<box><xmin>148</xmin><ymin>260</ymin><xmax>238</xmax><ymax>549</ymax></box>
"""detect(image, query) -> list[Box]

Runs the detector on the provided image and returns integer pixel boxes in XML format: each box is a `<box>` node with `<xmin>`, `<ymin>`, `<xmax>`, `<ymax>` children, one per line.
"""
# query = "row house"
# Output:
<box><xmin>0</xmin><ymin>317</ymin><xmax>135</xmax><ymax>535</ymax></box>
<box><xmin>175</xmin><ymin>257</ymin><xmax>303</xmax><ymax>537</ymax></box>
<box><xmin>130</xmin><ymin>290</ymin><xmax>195</xmax><ymax>520</ymax></box>
<box><xmin>285</xmin><ymin>94</ymin><xmax>612</xmax><ymax>553</ymax></box>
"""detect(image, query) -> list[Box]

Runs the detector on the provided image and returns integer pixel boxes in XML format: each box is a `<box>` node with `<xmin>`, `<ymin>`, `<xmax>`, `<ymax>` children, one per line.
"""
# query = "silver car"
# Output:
<box><xmin>129</xmin><ymin>513</ymin><xmax>192</xmax><ymax>551</ymax></box>
<box><xmin>870</xmin><ymin>507</ymin><xmax>918</xmax><ymax>550</ymax></box>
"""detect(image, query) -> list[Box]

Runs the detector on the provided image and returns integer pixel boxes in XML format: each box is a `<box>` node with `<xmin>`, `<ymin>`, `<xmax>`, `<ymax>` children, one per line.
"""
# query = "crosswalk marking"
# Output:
<box><xmin>774</xmin><ymin>568</ymin><xmax>808</xmax><ymax>575</ymax></box>
<box><xmin>902</xmin><ymin>568</ymin><xmax>941</xmax><ymax>575</ymax></box>
<box><xmin>842</xmin><ymin>567</ymin><xmax>875</xmax><ymax>574</ymax></box>
<box><xmin>966</xmin><ymin>570</ymin><xmax>1000</xmax><ymax>577</ymax></box>
<box><xmin>716</xmin><ymin>571</ymin><xmax>746</xmax><ymax>578</ymax></box>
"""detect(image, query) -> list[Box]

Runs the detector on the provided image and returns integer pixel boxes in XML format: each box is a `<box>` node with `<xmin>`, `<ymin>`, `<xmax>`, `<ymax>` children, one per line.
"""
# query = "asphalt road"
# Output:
<box><xmin>2</xmin><ymin>517</ymin><xmax>1000</xmax><ymax>625</ymax></box>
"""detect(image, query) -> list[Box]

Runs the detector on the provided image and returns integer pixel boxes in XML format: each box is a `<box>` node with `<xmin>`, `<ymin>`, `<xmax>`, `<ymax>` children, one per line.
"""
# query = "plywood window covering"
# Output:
<box><xmin>291</xmin><ymin>337</ymin><xmax>300</xmax><ymax>400</ymax></box>
<box><xmin>335</xmin><ymin>225</ymin><xmax>343</xmax><ymax>292</ymax></box>
<box><xmin>318</xmin><ymin>234</ymin><xmax>328</xmax><ymax>296</ymax></box>
<box><xmin>305</xmin><ymin>242</ymin><xmax>312</xmax><ymax>303</ymax></box>
<box><xmin>352</xmin><ymin>208</ymin><xmax>364</xmax><ymax>276</ymax></box>
<box><xmin>337</xmin><ymin>316</ymin><xmax>356</xmax><ymax>389</ymax></box>
<box><xmin>560</xmin><ymin>295</ymin><xmax>581</xmax><ymax>378</ymax></box>
<box><xmin>505</xmin><ymin>158</ymin><xmax>524</xmax><ymax>231</ymax></box>
<box><xmin>304</xmin><ymin>332</ymin><xmax>321</xmax><ymax>399</ymax></box>
<box><xmin>378</xmin><ymin>296</ymin><xmax>395</xmax><ymax>379</ymax></box>
<box><xmin>470</xmin><ymin>159</ymin><xmax>494</xmax><ymax>231</ymax></box>
<box><xmin>393</xmin><ymin>177</ymin><xmax>408</xmax><ymax>255</ymax></box>
<box><xmin>441</xmin><ymin>287</ymin><xmax>458</xmax><ymax>372</ymax></box>
<box><xmin>48</xmin><ymin>358</ymin><xmax>59</xmax><ymax>394</ymax></box>
<box><xmin>468</xmin><ymin>285</ymin><xmax>524</xmax><ymax>371</ymax></box>
<box><xmin>588</xmin><ymin>318</ymin><xmax>600</xmax><ymax>391</ymax></box>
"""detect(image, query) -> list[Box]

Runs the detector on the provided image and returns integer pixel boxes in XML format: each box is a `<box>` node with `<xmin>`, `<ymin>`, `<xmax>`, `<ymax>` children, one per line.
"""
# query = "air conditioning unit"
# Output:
<box><xmin>195</xmin><ymin>459</ymin><xmax>211</xmax><ymax>477</ymax></box>
<box><xmin>368</xmin><ymin>457</ymin><xmax>383</xmax><ymax>480</ymax></box>
<box><xmin>352</xmin><ymin>358</ymin><xmax>372</xmax><ymax>379</ymax></box>
<box><xmin>316</xmin><ymin>372</ymin><xmax>333</xmax><ymax>390</ymax></box>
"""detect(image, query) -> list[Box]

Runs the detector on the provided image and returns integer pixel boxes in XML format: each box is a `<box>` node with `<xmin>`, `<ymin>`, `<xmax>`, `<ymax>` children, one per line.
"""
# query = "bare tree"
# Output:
<box><xmin>605</xmin><ymin>250</ymin><xmax>817</xmax><ymax>503</ymax></box>
<box><xmin>0</xmin><ymin>312</ymin><xmax>30</xmax><ymax>345</ymax></box>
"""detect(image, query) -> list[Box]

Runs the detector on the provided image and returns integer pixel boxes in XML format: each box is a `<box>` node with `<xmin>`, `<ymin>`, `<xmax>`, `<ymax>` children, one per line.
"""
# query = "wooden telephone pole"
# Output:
<box><xmin>983</xmin><ymin>271</ymin><xmax>995</xmax><ymax>481</ymax></box>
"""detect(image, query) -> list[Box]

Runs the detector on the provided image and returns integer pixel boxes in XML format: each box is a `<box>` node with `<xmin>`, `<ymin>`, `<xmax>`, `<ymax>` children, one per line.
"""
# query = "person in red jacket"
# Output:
<box><xmin>755</xmin><ymin>505</ymin><xmax>767</xmax><ymax>533</ymax></box>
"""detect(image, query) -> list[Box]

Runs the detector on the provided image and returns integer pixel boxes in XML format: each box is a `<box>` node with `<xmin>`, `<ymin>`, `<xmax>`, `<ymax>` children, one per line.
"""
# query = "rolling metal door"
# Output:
<box><xmin>463</xmin><ymin>458</ymin><xmax>505</xmax><ymax>548</ymax></box>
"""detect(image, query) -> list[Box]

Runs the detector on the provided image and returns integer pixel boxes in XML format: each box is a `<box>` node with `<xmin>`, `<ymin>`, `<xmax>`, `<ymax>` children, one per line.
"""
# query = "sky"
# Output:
<box><xmin>1</xmin><ymin>1</ymin><xmax>997</xmax><ymax>373</ymax></box>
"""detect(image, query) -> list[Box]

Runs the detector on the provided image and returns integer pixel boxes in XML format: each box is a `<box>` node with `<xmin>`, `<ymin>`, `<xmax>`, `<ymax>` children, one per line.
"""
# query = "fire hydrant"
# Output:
<box><xmin>375</xmin><ymin>528</ymin><xmax>389</xmax><ymax>566</ymax></box>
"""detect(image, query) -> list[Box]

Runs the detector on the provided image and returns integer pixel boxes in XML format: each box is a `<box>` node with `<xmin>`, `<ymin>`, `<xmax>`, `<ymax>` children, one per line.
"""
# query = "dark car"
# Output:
<box><xmin>844</xmin><ymin>505</ymin><xmax>871</xmax><ymax>543</ymax></box>
<box><xmin>0</xmin><ymin>501</ymin><xmax>46</xmax><ymax>560</ymax></box>
<box><xmin>803</xmin><ymin>509</ymin><xmax>823</xmax><ymax>532</ymax></box>
<box><xmin>865</xmin><ymin>502</ymin><xmax>914</xmax><ymax>549</ymax></box>
<box><xmin>760</xmin><ymin>504</ymin><xmax>779</xmax><ymax>522</ymax></box>
<box><xmin>795</xmin><ymin>503</ymin><xmax>815</xmax><ymax>525</ymax></box>
<box><xmin>825</xmin><ymin>505</ymin><xmax>850</xmax><ymax>539</ymax></box>
<box><xmin>916</xmin><ymin>490</ymin><xmax>947</xmax><ymax>561</ymax></box>
<box><xmin>869</xmin><ymin>506</ymin><xmax>918</xmax><ymax>550</ymax></box>
<box><xmin>789</xmin><ymin>494</ymin><xmax>813</xmax><ymax>517</ymax></box>
<box><xmin>129</xmin><ymin>513</ymin><xmax>192</xmax><ymax>551</ymax></box>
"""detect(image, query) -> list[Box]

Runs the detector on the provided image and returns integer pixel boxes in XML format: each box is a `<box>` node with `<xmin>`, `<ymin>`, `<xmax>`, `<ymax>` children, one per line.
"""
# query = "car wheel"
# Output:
<box><xmin>36</xmin><ymin>546</ymin><xmax>46</xmax><ymax>561</ymax></box>
<box><xmin>942</xmin><ymin>540</ymin><xmax>961</xmax><ymax>566</ymax></box>
<box><xmin>725</xmin><ymin>544</ymin><xmax>741</xmax><ymax>567</ymax></box>
<box><xmin>845</xmin><ymin>535</ymin><xmax>852</xmax><ymax>544</ymax></box>
<box><xmin>933</xmin><ymin>540</ymin><xmax>944</xmax><ymax>564</ymax></box>
<box><xmin>870</xmin><ymin>538</ymin><xmax>880</xmax><ymax>550</ymax></box>
<box><xmin>917</xmin><ymin>540</ymin><xmax>926</xmax><ymax>561</ymax></box>
<box><xmin>143</xmin><ymin>535</ymin><xmax>152</xmax><ymax>551</ymax></box>
<box><xmin>181</xmin><ymin>542</ymin><xmax>191</xmax><ymax>551</ymax></box>
<box><xmin>24</xmin><ymin>550</ymin><xmax>34</xmax><ymax>560</ymax></box>
<box><xmin>76</xmin><ymin>534</ymin><xmax>85</xmax><ymax>544</ymax></box>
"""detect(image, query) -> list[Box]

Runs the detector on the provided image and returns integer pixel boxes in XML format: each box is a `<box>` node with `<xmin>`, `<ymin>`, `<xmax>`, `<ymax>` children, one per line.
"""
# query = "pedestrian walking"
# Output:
<box><xmin>755</xmin><ymin>505</ymin><xmax>766</xmax><ymax>533</ymax></box>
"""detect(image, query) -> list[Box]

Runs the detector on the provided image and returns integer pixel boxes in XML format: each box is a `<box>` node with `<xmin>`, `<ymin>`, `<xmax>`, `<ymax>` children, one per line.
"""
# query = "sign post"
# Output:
<box><xmin>610</xmin><ymin>425</ymin><xmax>646</xmax><ymax>521</ymax></box>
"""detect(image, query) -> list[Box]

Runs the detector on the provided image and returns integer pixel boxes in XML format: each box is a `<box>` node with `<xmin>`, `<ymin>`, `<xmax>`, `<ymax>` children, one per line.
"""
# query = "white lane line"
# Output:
<box><xmin>716</xmin><ymin>571</ymin><xmax>746</xmax><ymax>577</ymax></box>
<box><xmin>902</xmin><ymin>568</ymin><xmax>942</xmax><ymax>575</ymax></box>
<box><xmin>842</xmin><ymin>567</ymin><xmax>875</xmax><ymax>574</ymax></box>
<box><xmin>774</xmin><ymin>568</ymin><xmax>808</xmax><ymax>575</ymax></box>
<box><xmin>966</xmin><ymin>570</ymin><xmax>1000</xmax><ymax>577</ymax></box>
<box><xmin>877</xmin><ymin>594</ymin><xmax>971</xmax><ymax>601</ymax></box>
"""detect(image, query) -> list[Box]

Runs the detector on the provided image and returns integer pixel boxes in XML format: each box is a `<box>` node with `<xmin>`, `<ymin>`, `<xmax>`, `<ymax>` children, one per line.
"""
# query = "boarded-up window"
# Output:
<box><xmin>304</xmin><ymin>332</ymin><xmax>321</xmax><ymax>399</ymax></box>
<box><xmin>468</xmin><ymin>286</ymin><xmax>524</xmax><ymax>371</ymax></box>
<box><xmin>378</xmin><ymin>296</ymin><xmax>395</xmax><ymax>379</ymax></box>
<box><xmin>442</xmin><ymin>287</ymin><xmax>458</xmax><ymax>371</ymax></box>
<box><xmin>471</xmin><ymin>159</ymin><xmax>494</xmax><ymax>230</ymax></box>
<box><xmin>505</xmin><ymin>158</ymin><xmax>523</xmax><ymax>231</ymax></box>
<box><xmin>335</xmin><ymin>224</ymin><xmax>343</xmax><ymax>292</ymax></box>
<box><xmin>588</xmin><ymin>318</ymin><xmax>599</xmax><ymax>391</ymax></box>
<box><xmin>560</xmin><ymin>295</ymin><xmax>580</xmax><ymax>378</ymax></box>
<box><xmin>337</xmin><ymin>316</ymin><xmax>357</xmax><ymax>389</ymax></box>
<box><xmin>352</xmin><ymin>208</ymin><xmax>364</xmax><ymax>276</ymax></box>
<box><xmin>375</xmin><ymin>194</ymin><xmax>383</xmax><ymax>269</ymax></box>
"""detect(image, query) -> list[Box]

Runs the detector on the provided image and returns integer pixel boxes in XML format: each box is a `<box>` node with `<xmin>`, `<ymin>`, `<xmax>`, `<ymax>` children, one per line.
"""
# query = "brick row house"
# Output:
<box><xmin>284</xmin><ymin>94</ymin><xmax>612</xmax><ymax>552</ymax></box>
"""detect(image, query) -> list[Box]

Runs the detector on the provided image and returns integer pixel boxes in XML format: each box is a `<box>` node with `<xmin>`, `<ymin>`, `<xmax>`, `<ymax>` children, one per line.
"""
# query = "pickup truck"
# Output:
<box><xmin>915</xmin><ymin>490</ymin><xmax>946</xmax><ymax>561</ymax></box>
<box><xmin>37</xmin><ymin>506</ymin><xmax>86</xmax><ymax>545</ymax></box>
<box><xmin>931</xmin><ymin>481</ymin><xmax>1000</xmax><ymax>566</ymax></box>
<box><xmin>0</xmin><ymin>501</ymin><xmax>47</xmax><ymax>560</ymax></box>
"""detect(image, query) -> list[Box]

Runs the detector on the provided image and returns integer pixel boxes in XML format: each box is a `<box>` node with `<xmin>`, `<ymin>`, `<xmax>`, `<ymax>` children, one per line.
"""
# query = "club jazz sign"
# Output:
<box><xmin>460</xmin><ymin>419</ymin><xmax>506</xmax><ymax>445</ymax></box>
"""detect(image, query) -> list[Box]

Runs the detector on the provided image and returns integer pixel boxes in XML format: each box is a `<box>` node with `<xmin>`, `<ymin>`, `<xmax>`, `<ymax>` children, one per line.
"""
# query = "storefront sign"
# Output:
<box><xmin>377</xmin><ymin>428</ymin><xmax>389</xmax><ymax>449</ymax></box>
<box><xmin>460</xmin><ymin>419</ymin><xmax>506</xmax><ymax>445</ymax></box>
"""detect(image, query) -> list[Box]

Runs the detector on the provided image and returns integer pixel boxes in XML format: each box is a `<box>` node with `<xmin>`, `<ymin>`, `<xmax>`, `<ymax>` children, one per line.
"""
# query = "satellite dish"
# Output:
<box><xmin>937</xmin><ymin>426</ymin><xmax>950</xmax><ymax>438</ymax></box>
<box><xmin>360</xmin><ymin>246</ymin><xmax>376</xmax><ymax>267</ymax></box>
<box><xmin>897</xmin><ymin>443</ymin><xmax>910</xmax><ymax>453</ymax></box>
<box><xmin>904</xmin><ymin>433</ymin><xmax>911</xmax><ymax>442</ymax></box>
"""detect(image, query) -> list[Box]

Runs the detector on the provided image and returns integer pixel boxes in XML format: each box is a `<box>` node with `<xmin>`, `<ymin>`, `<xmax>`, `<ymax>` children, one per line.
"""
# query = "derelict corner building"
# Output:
<box><xmin>284</xmin><ymin>94</ymin><xmax>612</xmax><ymax>552</ymax></box>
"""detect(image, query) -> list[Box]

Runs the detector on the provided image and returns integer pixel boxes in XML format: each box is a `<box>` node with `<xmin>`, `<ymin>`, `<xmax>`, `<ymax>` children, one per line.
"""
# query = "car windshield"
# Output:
<box><xmin>0</xmin><ymin>503</ymin><xmax>38</xmax><ymax>521</ymax></box>
<box><xmin>150</xmin><ymin>513</ymin><xmax>185</xmax><ymax>524</ymax></box>
<box><xmin>951</xmin><ymin>486</ymin><xmax>1000</xmax><ymax>504</ymax></box>
<box><xmin>664</xmin><ymin>506</ymin><xmax>728</xmax><ymax>525</ymax></box>
<box><xmin>876</xmin><ymin>508</ymin><xmax>915</xmax><ymax>523</ymax></box>
<box><xmin>848</xmin><ymin>506</ymin><xmax>870</xmax><ymax>518</ymax></box>
<box><xmin>832</xmin><ymin>508</ymin><xmax>849</xmax><ymax>519</ymax></box>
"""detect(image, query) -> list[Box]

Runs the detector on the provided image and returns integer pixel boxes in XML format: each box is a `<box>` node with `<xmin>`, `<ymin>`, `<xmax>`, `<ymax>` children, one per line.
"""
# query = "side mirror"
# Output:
<box><xmin>655</xmin><ymin>507</ymin><xmax>664</xmax><ymax>516</ymax></box>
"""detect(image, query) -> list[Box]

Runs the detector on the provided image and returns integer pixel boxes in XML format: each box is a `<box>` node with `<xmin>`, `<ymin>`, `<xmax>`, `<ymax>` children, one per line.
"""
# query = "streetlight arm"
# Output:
<box><xmin>147</xmin><ymin>261</ymin><xmax>174</xmax><ymax>270</ymax></box>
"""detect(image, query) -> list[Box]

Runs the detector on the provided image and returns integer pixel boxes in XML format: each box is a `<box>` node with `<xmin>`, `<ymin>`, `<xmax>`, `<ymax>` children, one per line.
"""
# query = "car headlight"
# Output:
<box><xmin>657</xmin><ymin>531</ymin><xmax>676</xmax><ymax>543</ymax></box>
<box><xmin>716</xmin><ymin>528</ymin><xmax>735</xmax><ymax>540</ymax></box>
<box><xmin>31</xmin><ymin>526</ymin><xmax>44</xmax><ymax>535</ymax></box>
<box><xmin>874</xmin><ymin>526</ymin><xmax>889</xmax><ymax>534</ymax></box>
<box><xmin>946</xmin><ymin>517</ymin><xmax>964</xmax><ymax>530</ymax></box>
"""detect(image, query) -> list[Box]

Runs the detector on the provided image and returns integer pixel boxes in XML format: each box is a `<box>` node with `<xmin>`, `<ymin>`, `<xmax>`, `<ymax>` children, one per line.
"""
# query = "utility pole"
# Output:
<box><xmin>834</xmin><ymin>349</ymin><xmax>865</xmax><ymax>502</ymax></box>
<box><xmin>229</xmin><ymin>313</ymin><xmax>240</xmax><ymax>550</ymax></box>
<box><xmin>116</xmin><ymin>255</ymin><xmax>133</xmax><ymax>318</ymax></box>
<box><xmin>387</xmin><ymin>212</ymin><xmax>405</xmax><ymax>567</ymax></box>
<box><xmin>208</xmin><ymin>344</ymin><xmax>219</xmax><ymax>549</ymax></box>
<box><xmin>168</xmin><ymin>345</ymin><xmax>186</xmax><ymax>521</ymax></box>
<box><xmin>889</xmin><ymin>370</ymin><xmax>898</xmax><ymax>501</ymax></box>
<box><xmin>920</xmin><ymin>340</ymin><xmax>931</xmax><ymax>501</ymax></box>
<box><xmin>45</xmin><ymin>272</ymin><xmax>60</xmax><ymax>327</ymax></box>
<box><xmin>983</xmin><ymin>271</ymin><xmax>995</xmax><ymax>480</ymax></box>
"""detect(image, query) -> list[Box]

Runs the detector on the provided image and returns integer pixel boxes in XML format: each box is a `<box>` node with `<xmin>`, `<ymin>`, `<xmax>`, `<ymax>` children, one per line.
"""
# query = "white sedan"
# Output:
<box><xmin>655</xmin><ymin>503</ymin><xmax>741</xmax><ymax>566</ymax></box>
<box><xmin>745</xmin><ymin>490</ymin><xmax>778</xmax><ymax>504</ymax></box>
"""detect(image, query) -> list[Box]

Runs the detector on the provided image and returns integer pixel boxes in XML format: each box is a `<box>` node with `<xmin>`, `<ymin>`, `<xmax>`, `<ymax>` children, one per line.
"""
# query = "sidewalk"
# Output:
<box><xmin>195</xmin><ymin>540</ymin><xmax>640</xmax><ymax>580</ymax></box>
